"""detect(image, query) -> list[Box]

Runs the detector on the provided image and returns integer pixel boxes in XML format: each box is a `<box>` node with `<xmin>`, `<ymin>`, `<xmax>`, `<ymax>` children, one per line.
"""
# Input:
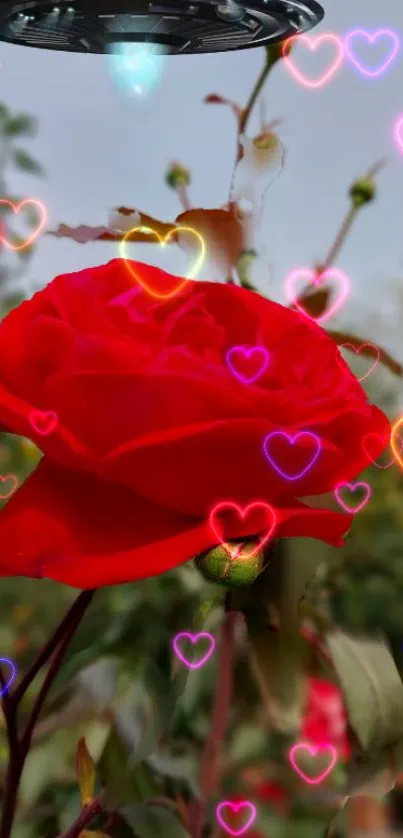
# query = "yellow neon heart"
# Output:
<box><xmin>120</xmin><ymin>225</ymin><xmax>206</xmax><ymax>299</ymax></box>
<box><xmin>391</xmin><ymin>416</ymin><xmax>403</xmax><ymax>468</ymax></box>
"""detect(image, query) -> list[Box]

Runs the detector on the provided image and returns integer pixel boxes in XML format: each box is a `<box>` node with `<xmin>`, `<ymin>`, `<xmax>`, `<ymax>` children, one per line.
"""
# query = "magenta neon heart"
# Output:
<box><xmin>334</xmin><ymin>481</ymin><xmax>371</xmax><ymax>513</ymax></box>
<box><xmin>0</xmin><ymin>658</ymin><xmax>16</xmax><ymax>698</ymax></box>
<box><xmin>344</xmin><ymin>29</ymin><xmax>399</xmax><ymax>78</ymax></box>
<box><xmin>226</xmin><ymin>345</ymin><xmax>269</xmax><ymax>384</ymax></box>
<box><xmin>216</xmin><ymin>801</ymin><xmax>257</xmax><ymax>836</ymax></box>
<box><xmin>289</xmin><ymin>742</ymin><xmax>338</xmax><ymax>785</ymax></box>
<box><xmin>263</xmin><ymin>430</ymin><xmax>321</xmax><ymax>480</ymax></box>
<box><xmin>172</xmin><ymin>632</ymin><xmax>215</xmax><ymax>670</ymax></box>
<box><xmin>284</xmin><ymin>268</ymin><xmax>350</xmax><ymax>323</ymax></box>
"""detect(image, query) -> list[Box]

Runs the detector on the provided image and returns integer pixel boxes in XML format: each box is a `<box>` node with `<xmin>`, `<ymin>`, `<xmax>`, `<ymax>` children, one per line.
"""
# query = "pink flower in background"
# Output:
<box><xmin>301</xmin><ymin>676</ymin><xmax>351</xmax><ymax>758</ymax></box>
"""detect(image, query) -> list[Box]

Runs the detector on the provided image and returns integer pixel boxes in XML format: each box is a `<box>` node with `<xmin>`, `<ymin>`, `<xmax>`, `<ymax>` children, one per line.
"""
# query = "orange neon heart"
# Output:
<box><xmin>120</xmin><ymin>225</ymin><xmax>206</xmax><ymax>299</ymax></box>
<box><xmin>391</xmin><ymin>417</ymin><xmax>403</xmax><ymax>469</ymax></box>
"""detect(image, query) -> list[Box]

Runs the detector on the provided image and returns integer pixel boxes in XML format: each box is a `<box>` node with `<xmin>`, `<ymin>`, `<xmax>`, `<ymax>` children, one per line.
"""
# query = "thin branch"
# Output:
<box><xmin>318</xmin><ymin>204</ymin><xmax>358</xmax><ymax>275</ymax></box>
<box><xmin>0</xmin><ymin>665</ymin><xmax>17</xmax><ymax>752</ymax></box>
<box><xmin>12</xmin><ymin>590</ymin><xmax>95</xmax><ymax>705</ymax></box>
<box><xmin>20</xmin><ymin>604</ymin><xmax>93</xmax><ymax>749</ymax></box>
<box><xmin>228</xmin><ymin>50</ymin><xmax>272</xmax><ymax>202</ymax></box>
<box><xmin>189</xmin><ymin>608</ymin><xmax>239</xmax><ymax>838</ymax></box>
<box><xmin>0</xmin><ymin>590</ymin><xmax>96</xmax><ymax>838</ymax></box>
<box><xmin>56</xmin><ymin>792</ymin><xmax>106</xmax><ymax>838</ymax></box>
<box><xmin>239</xmin><ymin>53</ymin><xmax>272</xmax><ymax>137</ymax></box>
<box><xmin>176</xmin><ymin>183</ymin><xmax>192</xmax><ymax>211</ymax></box>
<box><xmin>319</xmin><ymin>158</ymin><xmax>387</xmax><ymax>274</ymax></box>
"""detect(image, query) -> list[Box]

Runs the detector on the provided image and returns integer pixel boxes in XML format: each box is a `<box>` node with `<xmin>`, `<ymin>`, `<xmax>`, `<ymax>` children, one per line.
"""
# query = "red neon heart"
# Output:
<box><xmin>29</xmin><ymin>410</ymin><xmax>58</xmax><ymax>436</ymax></box>
<box><xmin>209</xmin><ymin>501</ymin><xmax>277</xmax><ymax>559</ymax></box>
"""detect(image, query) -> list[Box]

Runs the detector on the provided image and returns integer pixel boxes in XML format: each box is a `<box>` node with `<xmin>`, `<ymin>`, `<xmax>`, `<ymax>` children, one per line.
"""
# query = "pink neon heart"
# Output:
<box><xmin>334</xmin><ymin>481</ymin><xmax>371</xmax><ymax>514</ymax></box>
<box><xmin>216</xmin><ymin>801</ymin><xmax>257</xmax><ymax>836</ymax></box>
<box><xmin>172</xmin><ymin>632</ymin><xmax>215</xmax><ymax>670</ymax></box>
<box><xmin>29</xmin><ymin>409</ymin><xmax>58</xmax><ymax>436</ymax></box>
<box><xmin>209</xmin><ymin>501</ymin><xmax>277</xmax><ymax>559</ymax></box>
<box><xmin>337</xmin><ymin>343</ymin><xmax>380</xmax><ymax>382</ymax></box>
<box><xmin>289</xmin><ymin>742</ymin><xmax>338</xmax><ymax>785</ymax></box>
<box><xmin>0</xmin><ymin>474</ymin><xmax>18</xmax><ymax>500</ymax></box>
<box><xmin>283</xmin><ymin>34</ymin><xmax>344</xmax><ymax>89</ymax></box>
<box><xmin>226</xmin><ymin>345</ymin><xmax>269</xmax><ymax>384</ymax></box>
<box><xmin>344</xmin><ymin>29</ymin><xmax>399</xmax><ymax>78</ymax></box>
<box><xmin>284</xmin><ymin>268</ymin><xmax>350</xmax><ymax>323</ymax></box>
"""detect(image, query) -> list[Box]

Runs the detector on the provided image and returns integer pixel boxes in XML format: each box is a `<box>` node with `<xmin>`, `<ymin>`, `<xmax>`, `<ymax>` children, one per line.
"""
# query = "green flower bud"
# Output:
<box><xmin>195</xmin><ymin>541</ymin><xmax>266</xmax><ymax>588</ymax></box>
<box><xmin>165</xmin><ymin>162</ymin><xmax>191</xmax><ymax>191</ymax></box>
<box><xmin>349</xmin><ymin>177</ymin><xmax>375</xmax><ymax>208</ymax></box>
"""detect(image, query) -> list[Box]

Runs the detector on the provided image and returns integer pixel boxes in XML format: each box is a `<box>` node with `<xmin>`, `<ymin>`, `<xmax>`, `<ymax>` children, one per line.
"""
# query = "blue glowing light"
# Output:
<box><xmin>107</xmin><ymin>42</ymin><xmax>166</xmax><ymax>98</ymax></box>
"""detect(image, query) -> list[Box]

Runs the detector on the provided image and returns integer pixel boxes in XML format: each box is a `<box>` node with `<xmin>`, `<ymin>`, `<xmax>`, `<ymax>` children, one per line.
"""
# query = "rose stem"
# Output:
<box><xmin>189</xmin><ymin>605</ymin><xmax>239</xmax><ymax>838</ymax></box>
<box><xmin>0</xmin><ymin>589</ymin><xmax>95</xmax><ymax>838</ymax></box>
<box><xmin>317</xmin><ymin>158</ymin><xmax>386</xmax><ymax>276</ymax></box>
<box><xmin>55</xmin><ymin>791</ymin><xmax>106</xmax><ymax>838</ymax></box>
<box><xmin>177</xmin><ymin>183</ymin><xmax>192</xmax><ymax>211</ymax></box>
<box><xmin>228</xmin><ymin>49</ymin><xmax>273</xmax><ymax>203</ymax></box>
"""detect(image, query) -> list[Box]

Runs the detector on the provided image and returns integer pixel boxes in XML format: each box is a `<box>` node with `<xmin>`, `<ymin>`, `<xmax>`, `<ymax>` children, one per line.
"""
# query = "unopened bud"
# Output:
<box><xmin>253</xmin><ymin>131</ymin><xmax>278</xmax><ymax>151</ymax></box>
<box><xmin>349</xmin><ymin>177</ymin><xmax>375</xmax><ymax>208</ymax></box>
<box><xmin>165</xmin><ymin>161</ymin><xmax>191</xmax><ymax>190</ymax></box>
<box><xmin>195</xmin><ymin>541</ymin><xmax>265</xmax><ymax>587</ymax></box>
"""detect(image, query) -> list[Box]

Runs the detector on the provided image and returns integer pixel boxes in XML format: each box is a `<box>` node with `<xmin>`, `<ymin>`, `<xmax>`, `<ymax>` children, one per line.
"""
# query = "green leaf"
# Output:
<box><xmin>98</xmin><ymin>726</ymin><xmax>164</xmax><ymax>808</ymax></box>
<box><xmin>122</xmin><ymin>804</ymin><xmax>188</xmax><ymax>838</ymax></box>
<box><xmin>228</xmin><ymin>545</ymin><xmax>310</xmax><ymax>733</ymax></box>
<box><xmin>0</xmin><ymin>104</ymin><xmax>10</xmax><ymax>122</ymax></box>
<box><xmin>229</xmin><ymin>724</ymin><xmax>267</xmax><ymax>764</ymax></box>
<box><xmin>3</xmin><ymin>113</ymin><xmax>37</xmax><ymax>137</ymax></box>
<box><xmin>133</xmin><ymin>662</ymin><xmax>188</xmax><ymax>764</ymax></box>
<box><xmin>346</xmin><ymin>745</ymin><xmax>398</xmax><ymax>797</ymax></box>
<box><xmin>325</xmin><ymin>629</ymin><xmax>403</xmax><ymax>751</ymax></box>
<box><xmin>12</xmin><ymin>149</ymin><xmax>44</xmax><ymax>175</ymax></box>
<box><xmin>2</xmin><ymin>234</ymin><xmax>35</xmax><ymax>256</ymax></box>
<box><xmin>77</xmin><ymin>659</ymin><xmax>119</xmax><ymax>706</ymax></box>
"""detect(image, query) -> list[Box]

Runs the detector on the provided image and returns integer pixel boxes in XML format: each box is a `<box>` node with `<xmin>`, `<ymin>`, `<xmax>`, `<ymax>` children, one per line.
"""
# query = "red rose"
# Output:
<box><xmin>301</xmin><ymin>676</ymin><xmax>351</xmax><ymax>758</ymax></box>
<box><xmin>0</xmin><ymin>260</ymin><xmax>389</xmax><ymax>587</ymax></box>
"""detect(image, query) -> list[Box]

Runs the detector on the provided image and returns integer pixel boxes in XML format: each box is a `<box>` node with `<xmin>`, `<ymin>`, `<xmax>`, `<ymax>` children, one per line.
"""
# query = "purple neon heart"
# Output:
<box><xmin>0</xmin><ymin>658</ymin><xmax>16</xmax><ymax>697</ymax></box>
<box><xmin>226</xmin><ymin>345</ymin><xmax>269</xmax><ymax>384</ymax></box>
<box><xmin>263</xmin><ymin>431</ymin><xmax>321</xmax><ymax>480</ymax></box>
<box><xmin>344</xmin><ymin>29</ymin><xmax>399</xmax><ymax>78</ymax></box>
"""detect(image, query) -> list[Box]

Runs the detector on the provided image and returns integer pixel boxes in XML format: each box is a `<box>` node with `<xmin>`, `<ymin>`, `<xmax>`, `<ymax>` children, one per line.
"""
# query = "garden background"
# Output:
<box><xmin>1</xmin><ymin>0</ymin><xmax>403</xmax><ymax>834</ymax></box>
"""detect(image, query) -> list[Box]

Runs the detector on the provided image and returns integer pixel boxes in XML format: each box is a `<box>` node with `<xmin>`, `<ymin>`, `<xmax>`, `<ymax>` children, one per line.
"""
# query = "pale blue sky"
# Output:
<box><xmin>1</xmin><ymin>0</ymin><xmax>403</xmax><ymax>365</ymax></box>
